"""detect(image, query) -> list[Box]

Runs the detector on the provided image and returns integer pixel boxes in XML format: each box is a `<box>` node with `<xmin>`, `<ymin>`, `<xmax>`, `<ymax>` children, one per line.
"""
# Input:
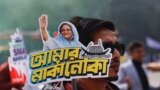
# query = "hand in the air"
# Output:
<box><xmin>39</xmin><ymin>14</ymin><xmax>49</xmax><ymax>41</ymax></box>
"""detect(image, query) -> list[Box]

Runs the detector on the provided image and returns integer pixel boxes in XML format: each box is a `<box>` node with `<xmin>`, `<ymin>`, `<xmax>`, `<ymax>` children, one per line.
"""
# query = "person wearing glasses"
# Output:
<box><xmin>67</xmin><ymin>17</ymin><xmax>125</xmax><ymax>90</ymax></box>
<box><xmin>42</xmin><ymin>16</ymin><xmax>125</xmax><ymax>90</ymax></box>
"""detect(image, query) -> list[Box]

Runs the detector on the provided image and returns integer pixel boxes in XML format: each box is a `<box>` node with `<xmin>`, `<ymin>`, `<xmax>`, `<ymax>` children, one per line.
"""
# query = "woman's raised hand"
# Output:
<box><xmin>39</xmin><ymin>14</ymin><xmax>49</xmax><ymax>41</ymax></box>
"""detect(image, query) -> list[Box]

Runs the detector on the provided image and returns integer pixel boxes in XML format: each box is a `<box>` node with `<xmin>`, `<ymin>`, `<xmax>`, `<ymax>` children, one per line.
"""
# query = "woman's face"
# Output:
<box><xmin>60</xmin><ymin>24</ymin><xmax>73</xmax><ymax>41</ymax></box>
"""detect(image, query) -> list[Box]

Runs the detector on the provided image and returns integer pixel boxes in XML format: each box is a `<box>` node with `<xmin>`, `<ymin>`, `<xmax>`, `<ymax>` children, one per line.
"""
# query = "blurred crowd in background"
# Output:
<box><xmin>0</xmin><ymin>0</ymin><xmax>160</xmax><ymax>89</ymax></box>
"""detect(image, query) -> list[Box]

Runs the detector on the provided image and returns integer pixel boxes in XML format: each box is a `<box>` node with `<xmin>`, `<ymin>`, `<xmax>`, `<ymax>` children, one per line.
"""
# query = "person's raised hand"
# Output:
<box><xmin>39</xmin><ymin>14</ymin><xmax>48</xmax><ymax>31</ymax></box>
<box><xmin>39</xmin><ymin>14</ymin><xmax>49</xmax><ymax>41</ymax></box>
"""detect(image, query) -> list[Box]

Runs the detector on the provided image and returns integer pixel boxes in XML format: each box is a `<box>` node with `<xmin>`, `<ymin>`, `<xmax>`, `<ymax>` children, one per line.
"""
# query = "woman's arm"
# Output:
<box><xmin>39</xmin><ymin>14</ymin><xmax>49</xmax><ymax>41</ymax></box>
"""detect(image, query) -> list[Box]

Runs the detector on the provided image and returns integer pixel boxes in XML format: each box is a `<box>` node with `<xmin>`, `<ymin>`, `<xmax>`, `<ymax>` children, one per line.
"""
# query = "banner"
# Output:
<box><xmin>8</xmin><ymin>29</ymin><xmax>28</xmax><ymax>85</ymax></box>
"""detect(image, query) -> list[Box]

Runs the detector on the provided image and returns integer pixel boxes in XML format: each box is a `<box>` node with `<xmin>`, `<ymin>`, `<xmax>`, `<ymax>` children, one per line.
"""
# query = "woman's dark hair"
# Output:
<box><xmin>127</xmin><ymin>41</ymin><xmax>144</xmax><ymax>52</ymax></box>
<box><xmin>70</xmin><ymin>16</ymin><xmax>116</xmax><ymax>46</ymax></box>
<box><xmin>60</xmin><ymin>23</ymin><xmax>72</xmax><ymax>33</ymax></box>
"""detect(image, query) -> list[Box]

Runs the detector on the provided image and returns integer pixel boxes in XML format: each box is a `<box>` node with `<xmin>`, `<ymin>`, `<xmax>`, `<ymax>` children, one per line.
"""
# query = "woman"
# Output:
<box><xmin>39</xmin><ymin>14</ymin><xmax>85</xmax><ymax>90</ymax></box>
<box><xmin>39</xmin><ymin>14</ymin><xmax>85</xmax><ymax>50</ymax></box>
